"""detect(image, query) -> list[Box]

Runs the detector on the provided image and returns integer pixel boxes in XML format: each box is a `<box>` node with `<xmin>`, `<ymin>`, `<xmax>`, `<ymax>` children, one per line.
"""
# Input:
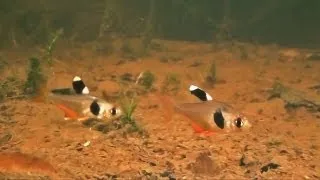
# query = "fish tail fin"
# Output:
<box><xmin>153</xmin><ymin>92</ymin><xmax>177</xmax><ymax>123</ymax></box>
<box><xmin>56</xmin><ymin>104</ymin><xmax>79</xmax><ymax>119</ymax></box>
<box><xmin>154</xmin><ymin>93</ymin><xmax>215</xmax><ymax>136</ymax></box>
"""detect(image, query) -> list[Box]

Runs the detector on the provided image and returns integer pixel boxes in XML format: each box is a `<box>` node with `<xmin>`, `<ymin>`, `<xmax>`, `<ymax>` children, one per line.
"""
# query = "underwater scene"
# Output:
<box><xmin>0</xmin><ymin>0</ymin><xmax>319</xmax><ymax>179</ymax></box>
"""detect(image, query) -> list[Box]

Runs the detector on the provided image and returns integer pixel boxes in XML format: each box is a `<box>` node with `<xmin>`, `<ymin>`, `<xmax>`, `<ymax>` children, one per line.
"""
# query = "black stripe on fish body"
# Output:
<box><xmin>213</xmin><ymin>108</ymin><xmax>225</xmax><ymax>129</ymax></box>
<box><xmin>189</xmin><ymin>85</ymin><xmax>213</xmax><ymax>101</ymax></box>
<box><xmin>90</xmin><ymin>100</ymin><xmax>100</xmax><ymax>116</ymax></box>
<box><xmin>72</xmin><ymin>76</ymin><xmax>89</xmax><ymax>94</ymax></box>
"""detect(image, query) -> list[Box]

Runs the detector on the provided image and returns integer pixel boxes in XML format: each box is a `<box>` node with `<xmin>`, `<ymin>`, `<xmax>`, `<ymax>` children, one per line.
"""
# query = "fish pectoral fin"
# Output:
<box><xmin>191</xmin><ymin>122</ymin><xmax>212</xmax><ymax>133</ymax></box>
<box><xmin>195</xmin><ymin>130</ymin><xmax>215</xmax><ymax>137</ymax></box>
<box><xmin>191</xmin><ymin>122</ymin><xmax>205</xmax><ymax>133</ymax></box>
<box><xmin>213</xmin><ymin>108</ymin><xmax>225</xmax><ymax>129</ymax></box>
<box><xmin>154</xmin><ymin>93</ymin><xmax>176</xmax><ymax>122</ymax></box>
<box><xmin>64</xmin><ymin>117</ymin><xmax>71</xmax><ymax>121</ymax></box>
<box><xmin>63</xmin><ymin>116</ymin><xmax>89</xmax><ymax>122</ymax></box>
<box><xmin>191</xmin><ymin>122</ymin><xmax>215</xmax><ymax>136</ymax></box>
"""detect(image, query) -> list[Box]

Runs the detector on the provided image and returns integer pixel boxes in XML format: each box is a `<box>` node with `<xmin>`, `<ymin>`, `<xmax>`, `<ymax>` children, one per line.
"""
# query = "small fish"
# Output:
<box><xmin>47</xmin><ymin>76</ymin><xmax>122</xmax><ymax>121</ymax></box>
<box><xmin>158</xmin><ymin>85</ymin><xmax>251</xmax><ymax>134</ymax></box>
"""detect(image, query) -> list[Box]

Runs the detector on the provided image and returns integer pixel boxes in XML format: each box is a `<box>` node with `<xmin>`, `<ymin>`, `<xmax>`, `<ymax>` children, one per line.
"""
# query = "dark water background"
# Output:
<box><xmin>1</xmin><ymin>0</ymin><xmax>320</xmax><ymax>48</ymax></box>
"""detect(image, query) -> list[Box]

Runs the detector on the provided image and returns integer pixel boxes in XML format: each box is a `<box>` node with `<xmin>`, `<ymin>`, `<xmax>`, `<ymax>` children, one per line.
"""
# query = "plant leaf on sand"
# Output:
<box><xmin>119</xmin><ymin>96</ymin><xmax>145</xmax><ymax>135</ymax></box>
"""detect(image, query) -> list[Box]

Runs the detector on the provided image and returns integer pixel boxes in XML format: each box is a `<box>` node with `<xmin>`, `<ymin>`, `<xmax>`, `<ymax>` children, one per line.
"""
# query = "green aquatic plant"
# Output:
<box><xmin>0</xmin><ymin>75</ymin><xmax>24</xmax><ymax>102</ymax></box>
<box><xmin>206</xmin><ymin>61</ymin><xmax>217</xmax><ymax>84</ymax></box>
<box><xmin>119</xmin><ymin>97</ymin><xmax>144</xmax><ymax>134</ymax></box>
<box><xmin>98</xmin><ymin>0</ymin><xmax>114</xmax><ymax>40</ymax></box>
<box><xmin>94</xmin><ymin>0</ymin><xmax>115</xmax><ymax>56</ymax></box>
<box><xmin>120</xmin><ymin>40</ymin><xmax>137</xmax><ymax>60</ymax></box>
<box><xmin>141</xmin><ymin>0</ymin><xmax>156</xmax><ymax>56</ymax></box>
<box><xmin>161</xmin><ymin>73</ymin><xmax>181</xmax><ymax>94</ymax></box>
<box><xmin>120</xmin><ymin>97</ymin><xmax>137</xmax><ymax>125</ymax></box>
<box><xmin>44</xmin><ymin>28</ymin><xmax>63</xmax><ymax>65</ymax></box>
<box><xmin>138</xmin><ymin>70</ymin><xmax>155</xmax><ymax>91</ymax></box>
<box><xmin>24</xmin><ymin>57</ymin><xmax>46</xmax><ymax>96</ymax></box>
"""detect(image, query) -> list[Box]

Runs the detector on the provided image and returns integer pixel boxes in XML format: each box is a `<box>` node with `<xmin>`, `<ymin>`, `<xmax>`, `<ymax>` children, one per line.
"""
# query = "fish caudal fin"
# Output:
<box><xmin>189</xmin><ymin>85</ymin><xmax>212</xmax><ymax>101</ymax></box>
<box><xmin>153</xmin><ymin>93</ymin><xmax>177</xmax><ymax>122</ymax></box>
<box><xmin>56</xmin><ymin>104</ymin><xmax>90</xmax><ymax>121</ymax></box>
<box><xmin>154</xmin><ymin>93</ymin><xmax>216</xmax><ymax>136</ymax></box>
<box><xmin>72</xmin><ymin>76</ymin><xmax>89</xmax><ymax>95</ymax></box>
<box><xmin>56</xmin><ymin>104</ymin><xmax>79</xmax><ymax>119</ymax></box>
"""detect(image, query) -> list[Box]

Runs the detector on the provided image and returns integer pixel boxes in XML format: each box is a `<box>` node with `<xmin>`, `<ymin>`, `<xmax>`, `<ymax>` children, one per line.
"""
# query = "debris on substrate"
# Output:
<box><xmin>268</xmin><ymin>81</ymin><xmax>320</xmax><ymax>112</ymax></box>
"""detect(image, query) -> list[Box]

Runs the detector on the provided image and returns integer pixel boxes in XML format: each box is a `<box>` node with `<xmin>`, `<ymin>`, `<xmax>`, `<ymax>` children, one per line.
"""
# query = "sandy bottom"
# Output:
<box><xmin>0</xmin><ymin>40</ymin><xmax>319</xmax><ymax>179</ymax></box>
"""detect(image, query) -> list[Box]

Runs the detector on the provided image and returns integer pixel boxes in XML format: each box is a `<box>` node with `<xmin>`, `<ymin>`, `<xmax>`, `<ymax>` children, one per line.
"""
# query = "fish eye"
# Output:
<box><xmin>110</xmin><ymin>107</ymin><xmax>117</xmax><ymax>116</ymax></box>
<box><xmin>234</xmin><ymin>117</ymin><xmax>244</xmax><ymax>128</ymax></box>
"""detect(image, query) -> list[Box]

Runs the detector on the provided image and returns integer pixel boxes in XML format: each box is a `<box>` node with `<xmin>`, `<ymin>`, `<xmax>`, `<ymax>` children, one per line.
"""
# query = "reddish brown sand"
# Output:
<box><xmin>0</xmin><ymin>40</ymin><xmax>319</xmax><ymax>179</ymax></box>
<box><xmin>0</xmin><ymin>152</ymin><xmax>57</xmax><ymax>178</ymax></box>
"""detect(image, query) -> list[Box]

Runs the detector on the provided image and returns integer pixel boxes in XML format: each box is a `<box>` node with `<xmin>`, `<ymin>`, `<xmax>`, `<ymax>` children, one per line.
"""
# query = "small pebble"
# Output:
<box><xmin>83</xmin><ymin>141</ymin><xmax>91</xmax><ymax>147</ymax></box>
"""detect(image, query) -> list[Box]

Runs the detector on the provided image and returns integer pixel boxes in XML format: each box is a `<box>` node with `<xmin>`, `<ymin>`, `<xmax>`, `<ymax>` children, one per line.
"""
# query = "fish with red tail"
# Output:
<box><xmin>158</xmin><ymin>85</ymin><xmax>252</xmax><ymax>135</ymax></box>
<box><xmin>47</xmin><ymin>76</ymin><xmax>122</xmax><ymax>121</ymax></box>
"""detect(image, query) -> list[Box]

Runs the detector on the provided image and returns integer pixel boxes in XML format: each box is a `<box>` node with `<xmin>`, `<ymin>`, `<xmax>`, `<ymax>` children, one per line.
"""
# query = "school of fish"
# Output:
<box><xmin>47</xmin><ymin>76</ymin><xmax>251</xmax><ymax>135</ymax></box>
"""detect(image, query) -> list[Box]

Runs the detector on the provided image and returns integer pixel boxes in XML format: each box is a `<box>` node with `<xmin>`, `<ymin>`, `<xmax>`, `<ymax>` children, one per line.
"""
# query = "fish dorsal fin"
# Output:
<box><xmin>189</xmin><ymin>85</ymin><xmax>213</xmax><ymax>101</ymax></box>
<box><xmin>72</xmin><ymin>76</ymin><xmax>90</xmax><ymax>95</ymax></box>
<box><xmin>213</xmin><ymin>108</ymin><xmax>225</xmax><ymax>129</ymax></box>
<box><xmin>90</xmin><ymin>99</ymin><xmax>100</xmax><ymax>116</ymax></box>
